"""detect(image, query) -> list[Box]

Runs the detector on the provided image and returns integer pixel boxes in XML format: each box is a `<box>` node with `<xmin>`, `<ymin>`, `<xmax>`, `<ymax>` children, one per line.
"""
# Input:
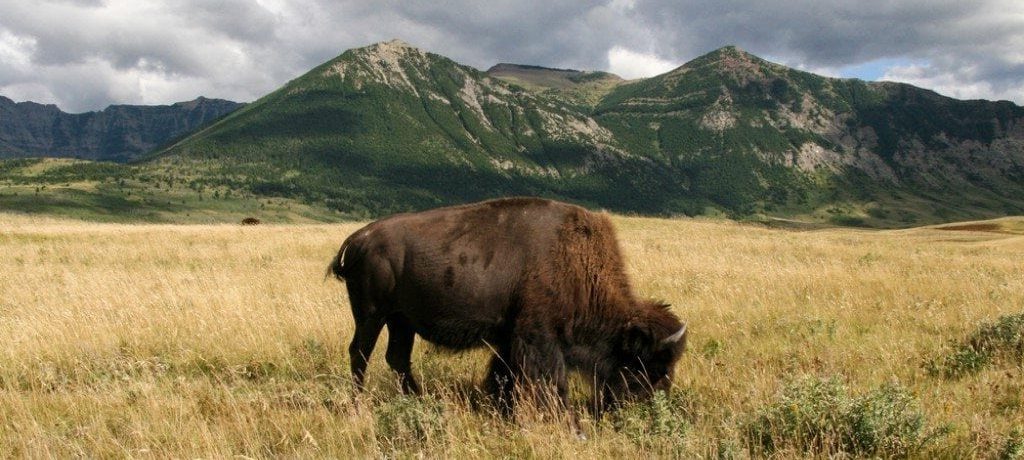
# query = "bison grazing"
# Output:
<box><xmin>327</xmin><ymin>197</ymin><xmax>687</xmax><ymax>415</ymax></box>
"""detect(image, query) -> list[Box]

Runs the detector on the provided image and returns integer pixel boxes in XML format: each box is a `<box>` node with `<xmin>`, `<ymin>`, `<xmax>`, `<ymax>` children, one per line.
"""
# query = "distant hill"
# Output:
<box><xmin>0</xmin><ymin>96</ymin><xmax>242</xmax><ymax>162</ymax></box>
<box><xmin>2</xmin><ymin>40</ymin><xmax>1023</xmax><ymax>226</ymax></box>
<box><xmin>486</xmin><ymin>63</ymin><xmax>625</xmax><ymax>109</ymax></box>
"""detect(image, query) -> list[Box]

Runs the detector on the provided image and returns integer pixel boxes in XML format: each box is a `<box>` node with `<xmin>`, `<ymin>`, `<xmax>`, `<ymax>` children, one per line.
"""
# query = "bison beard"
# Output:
<box><xmin>328</xmin><ymin>197</ymin><xmax>687</xmax><ymax>417</ymax></box>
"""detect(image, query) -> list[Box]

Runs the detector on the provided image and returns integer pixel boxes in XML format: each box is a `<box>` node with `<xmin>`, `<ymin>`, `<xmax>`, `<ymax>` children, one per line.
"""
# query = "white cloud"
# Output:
<box><xmin>0</xmin><ymin>0</ymin><xmax>1022</xmax><ymax>110</ymax></box>
<box><xmin>0</xmin><ymin>29</ymin><xmax>35</xmax><ymax>70</ymax></box>
<box><xmin>607</xmin><ymin>46</ymin><xmax>676</xmax><ymax>79</ymax></box>
<box><xmin>0</xmin><ymin>82</ymin><xmax>57</xmax><ymax>105</ymax></box>
<box><xmin>881</xmin><ymin>63</ymin><xmax>1023</xmax><ymax>102</ymax></box>
<box><xmin>609</xmin><ymin>0</ymin><xmax>637</xmax><ymax>11</ymax></box>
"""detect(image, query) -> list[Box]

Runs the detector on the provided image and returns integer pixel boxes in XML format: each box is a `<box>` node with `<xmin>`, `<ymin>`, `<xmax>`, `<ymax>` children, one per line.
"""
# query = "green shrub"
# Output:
<box><xmin>928</xmin><ymin>313</ymin><xmax>1024</xmax><ymax>378</ymax></box>
<box><xmin>829</xmin><ymin>213</ymin><xmax>868</xmax><ymax>227</ymax></box>
<box><xmin>743</xmin><ymin>377</ymin><xmax>943</xmax><ymax>457</ymax></box>
<box><xmin>374</xmin><ymin>395</ymin><xmax>446</xmax><ymax>451</ymax></box>
<box><xmin>1000</xmin><ymin>428</ymin><xmax>1024</xmax><ymax>460</ymax></box>
<box><xmin>612</xmin><ymin>390</ymin><xmax>690</xmax><ymax>453</ymax></box>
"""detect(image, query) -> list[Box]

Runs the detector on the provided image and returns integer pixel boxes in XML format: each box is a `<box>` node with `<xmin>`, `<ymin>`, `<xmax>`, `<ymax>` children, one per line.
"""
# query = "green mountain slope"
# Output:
<box><xmin>592</xmin><ymin>46</ymin><xmax>1024</xmax><ymax>223</ymax></box>
<box><xmin>152</xmin><ymin>39</ymin><xmax>689</xmax><ymax>215</ymax></box>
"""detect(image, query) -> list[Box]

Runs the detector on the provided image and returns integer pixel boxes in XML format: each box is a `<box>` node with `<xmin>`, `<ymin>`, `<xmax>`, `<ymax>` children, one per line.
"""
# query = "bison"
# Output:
<box><xmin>327</xmin><ymin>197</ymin><xmax>687</xmax><ymax>416</ymax></box>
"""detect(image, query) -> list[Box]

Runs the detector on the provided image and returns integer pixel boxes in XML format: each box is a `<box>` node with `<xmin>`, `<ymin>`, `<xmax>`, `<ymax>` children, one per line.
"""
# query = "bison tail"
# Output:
<box><xmin>325</xmin><ymin>241</ymin><xmax>350</xmax><ymax>282</ymax></box>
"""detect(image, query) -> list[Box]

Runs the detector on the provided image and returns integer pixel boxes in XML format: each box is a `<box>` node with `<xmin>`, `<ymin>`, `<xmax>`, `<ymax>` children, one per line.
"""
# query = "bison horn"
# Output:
<box><xmin>661</xmin><ymin>324</ymin><xmax>687</xmax><ymax>345</ymax></box>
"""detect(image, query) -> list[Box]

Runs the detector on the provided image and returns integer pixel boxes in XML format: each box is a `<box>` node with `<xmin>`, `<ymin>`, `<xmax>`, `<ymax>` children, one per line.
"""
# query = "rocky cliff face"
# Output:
<box><xmin>0</xmin><ymin>96</ymin><xmax>242</xmax><ymax>162</ymax></box>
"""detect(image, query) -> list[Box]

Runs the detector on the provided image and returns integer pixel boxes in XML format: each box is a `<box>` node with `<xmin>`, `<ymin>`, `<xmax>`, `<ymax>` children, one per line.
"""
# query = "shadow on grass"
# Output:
<box><xmin>0</xmin><ymin>188</ymin><xmax>181</xmax><ymax>222</ymax></box>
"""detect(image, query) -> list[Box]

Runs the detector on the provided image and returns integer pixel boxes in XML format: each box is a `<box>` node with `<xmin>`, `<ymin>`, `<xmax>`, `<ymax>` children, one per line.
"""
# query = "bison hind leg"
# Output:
<box><xmin>347</xmin><ymin>282</ymin><xmax>386</xmax><ymax>391</ymax></box>
<box><xmin>349</xmin><ymin>315</ymin><xmax>385</xmax><ymax>391</ymax></box>
<box><xmin>385</xmin><ymin>315</ymin><xmax>421</xmax><ymax>395</ymax></box>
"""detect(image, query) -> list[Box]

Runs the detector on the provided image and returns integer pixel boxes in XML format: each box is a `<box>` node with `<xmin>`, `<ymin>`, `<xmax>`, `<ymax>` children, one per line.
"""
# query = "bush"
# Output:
<box><xmin>612</xmin><ymin>390</ymin><xmax>690</xmax><ymax>453</ymax></box>
<box><xmin>829</xmin><ymin>213</ymin><xmax>868</xmax><ymax>227</ymax></box>
<box><xmin>743</xmin><ymin>377</ymin><xmax>943</xmax><ymax>457</ymax></box>
<box><xmin>374</xmin><ymin>395</ymin><xmax>446</xmax><ymax>451</ymax></box>
<box><xmin>1000</xmin><ymin>428</ymin><xmax>1024</xmax><ymax>460</ymax></box>
<box><xmin>928</xmin><ymin>312</ymin><xmax>1024</xmax><ymax>378</ymax></box>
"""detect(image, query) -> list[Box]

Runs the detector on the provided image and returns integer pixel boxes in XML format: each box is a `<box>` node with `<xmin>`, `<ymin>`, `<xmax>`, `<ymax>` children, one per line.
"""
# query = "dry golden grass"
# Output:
<box><xmin>2</xmin><ymin>212</ymin><xmax>1022</xmax><ymax>457</ymax></box>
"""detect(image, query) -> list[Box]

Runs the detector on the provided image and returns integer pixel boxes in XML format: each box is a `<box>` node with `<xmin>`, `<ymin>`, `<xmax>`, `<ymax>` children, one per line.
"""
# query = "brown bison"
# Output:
<box><xmin>241</xmin><ymin>217</ymin><xmax>261</xmax><ymax>225</ymax></box>
<box><xmin>327</xmin><ymin>197</ymin><xmax>687</xmax><ymax>415</ymax></box>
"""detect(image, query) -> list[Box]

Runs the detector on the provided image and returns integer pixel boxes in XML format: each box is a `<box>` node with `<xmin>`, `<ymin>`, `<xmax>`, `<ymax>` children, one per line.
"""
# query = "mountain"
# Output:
<box><xmin>592</xmin><ymin>46</ymin><xmax>1024</xmax><ymax>222</ymax></box>
<box><xmin>0</xmin><ymin>96</ymin><xmax>242</xmax><ymax>162</ymax></box>
<box><xmin>2</xmin><ymin>41</ymin><xmax>1023</xmax><ymax>226</ymax></box>
<box><xmin>154</xmin><ymin>39</ymin><xmax>685</xmax><ymax>215</ymax></box>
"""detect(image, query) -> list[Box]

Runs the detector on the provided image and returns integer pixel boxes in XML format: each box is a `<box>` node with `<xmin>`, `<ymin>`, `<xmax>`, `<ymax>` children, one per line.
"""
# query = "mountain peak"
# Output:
<box><xmin>665</xmin><ymin>44</ymin><xmax>783</xmax><ymax>81</ymax></box>
<box><xmin>712</xmin><ymin>45</ymin><xmax>748</xmax><ymax>56</ymax></box>
<box><xmin>692</xmin><ymin>45</ymin><xmax>764</xmax><ymax>66</ymax></box>
<box><xmin>358</xmin><ymin>39</ymin><xmax>423</xmax><ymax>56</ymax></box>
<box><xmin>345</xmin><ymin>39</ymin><xmax>433</xmax><ymax>67</ymax></box>
<box><xmin>313</xmin><ymin>38</ymin><xmax>442</xmax><ymax>92</ymax></box>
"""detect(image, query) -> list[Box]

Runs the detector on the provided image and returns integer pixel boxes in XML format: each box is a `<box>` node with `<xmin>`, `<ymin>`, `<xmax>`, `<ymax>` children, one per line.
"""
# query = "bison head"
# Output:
<box><xmin>606</xmin><ymin>300</ymin><xmax>687</xmax><ymax>406</ymax></box>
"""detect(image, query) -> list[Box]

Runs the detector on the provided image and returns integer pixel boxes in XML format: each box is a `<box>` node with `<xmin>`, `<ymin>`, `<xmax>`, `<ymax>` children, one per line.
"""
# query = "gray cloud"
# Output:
<box><xmin>0</xmin><ymin>0</ymin><xmax>1021</xmax><ymax>112</ymax></box>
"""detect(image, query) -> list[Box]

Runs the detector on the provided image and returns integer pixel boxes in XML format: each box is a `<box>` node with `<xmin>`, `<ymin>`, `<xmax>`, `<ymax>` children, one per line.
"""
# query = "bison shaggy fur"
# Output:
<box><xmin>328</xmin><ymin>197</ymin><xmax>687</xmax><ymax>415</ymax></box>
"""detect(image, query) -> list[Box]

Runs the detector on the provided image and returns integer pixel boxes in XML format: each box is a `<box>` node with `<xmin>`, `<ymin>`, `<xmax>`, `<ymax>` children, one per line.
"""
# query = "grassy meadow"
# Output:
<box><xmin>1</xmin><ymin>212</ymin><xmax>1023</xmax><ymax>457</ymax></box>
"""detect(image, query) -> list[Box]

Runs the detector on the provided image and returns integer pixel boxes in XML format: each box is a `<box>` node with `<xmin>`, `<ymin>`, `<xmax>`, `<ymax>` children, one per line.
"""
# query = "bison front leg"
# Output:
<box><xmin>484</xmin><ymin>348</ymin><xmax>515</xmax><ymax>416</ymax></box>
<box><xmin>512</xmin><ymin>335</ymin><xmax>588</xmax><ymax>435</ymax></box>
<box><xmin>385</xmin><ymin>315</ymin><xmax>421</xmax><ymax>395</ymax></box>
<box><xmin>511</xmin><ymin>335</ymin><xmax>570</xmax><ymax>412</ymax></box>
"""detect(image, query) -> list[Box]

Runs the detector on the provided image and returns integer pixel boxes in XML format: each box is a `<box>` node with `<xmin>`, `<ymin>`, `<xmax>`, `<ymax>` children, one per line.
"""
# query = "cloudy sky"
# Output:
<box><xmin>1</xmin><ymin>0</ymin><xmax>1021</xmax><ymax>112</ymax></box>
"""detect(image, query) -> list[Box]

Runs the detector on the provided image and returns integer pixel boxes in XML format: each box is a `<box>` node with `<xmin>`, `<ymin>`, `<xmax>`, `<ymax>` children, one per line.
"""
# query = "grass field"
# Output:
<box><xmin>1</xmin><ymin>213</ymin><xmax>1023</xmax><ymax>457</ymax></box>
<box><xmin>0</xmin><ymin>158</ymin><xmax>349</xmax><ymax>224</ymax></box>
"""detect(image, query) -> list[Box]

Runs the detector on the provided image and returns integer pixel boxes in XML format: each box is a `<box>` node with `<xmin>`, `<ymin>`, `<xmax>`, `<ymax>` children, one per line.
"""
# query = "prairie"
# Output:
<box><xmin>1</xmin><ymin>212</ymin><xmax>1022</xmax><ymax>457</ymax></box>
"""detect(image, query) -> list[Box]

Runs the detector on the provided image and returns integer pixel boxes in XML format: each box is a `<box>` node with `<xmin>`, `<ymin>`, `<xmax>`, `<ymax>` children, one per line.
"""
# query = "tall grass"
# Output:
<box><xmin>1</xmin><ymin>213</ymin><xmax>1022</xmax><ymax>457</ymax></box>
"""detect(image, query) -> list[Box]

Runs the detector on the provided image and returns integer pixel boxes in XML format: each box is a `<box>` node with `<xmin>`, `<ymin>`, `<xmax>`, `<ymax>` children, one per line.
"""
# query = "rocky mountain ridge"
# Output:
<box><xmin>0</xmin><ymin>96</ymin><xmax>242</xmax><ymax>162</ymax></box>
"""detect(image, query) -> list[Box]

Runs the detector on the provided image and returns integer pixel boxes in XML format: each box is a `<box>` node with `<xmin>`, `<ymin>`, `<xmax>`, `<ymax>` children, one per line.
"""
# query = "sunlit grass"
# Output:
<box><xmin>2</xmin><ymin>212</ymin><xmax>1022</xmax><ymax>457</ymax></box>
